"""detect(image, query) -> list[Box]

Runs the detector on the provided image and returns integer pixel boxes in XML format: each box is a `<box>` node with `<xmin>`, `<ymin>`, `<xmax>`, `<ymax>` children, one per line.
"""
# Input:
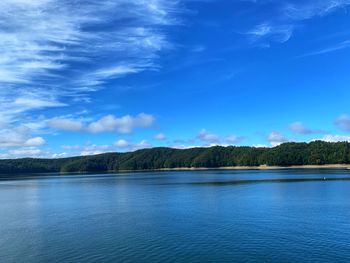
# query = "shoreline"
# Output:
<box><xmin>60</xmin><ymin>164</ymin><xmax>350</xmax><ymax>174</ymax></box>
<box><xmin>1</xmin><ymin>165</ymin><xmax>349</xmax><ymax>177</ymax></box>
<box><xmin>152</xmin><ymin>164</ymin><xmax>350</xmax><ymax>172</ymax></box>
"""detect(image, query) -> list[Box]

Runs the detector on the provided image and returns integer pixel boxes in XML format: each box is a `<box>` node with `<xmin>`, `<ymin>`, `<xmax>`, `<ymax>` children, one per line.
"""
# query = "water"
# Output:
<box><xmin>1</xmin><ymin>169</ymin><xmax>350</xmax><ymax>263</ymax></box>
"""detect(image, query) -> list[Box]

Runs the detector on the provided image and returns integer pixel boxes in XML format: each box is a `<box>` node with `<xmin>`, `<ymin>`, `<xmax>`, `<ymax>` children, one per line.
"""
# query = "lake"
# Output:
<box><xmin>1</xmin><ymin>169</ymin><xmax>350</xmax><ymax>262</ymax></box>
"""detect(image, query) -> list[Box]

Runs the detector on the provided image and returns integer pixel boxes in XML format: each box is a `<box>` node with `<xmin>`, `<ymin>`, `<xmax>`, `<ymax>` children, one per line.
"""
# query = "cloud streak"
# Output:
<box><xmin>247</xmin><ymin>23</ymin><xmax>294</xmax><ymax>44</ymax></box>
<box><xmin>246</xmin><ymin>0</ymin><xmax>350</xmax><ymax>46</ymax></box>
<box><xmin>0</xmin><ymin>0</ymin><xmax>181</xmax><ymax>122</ymax></box>
<box><xmin>283</xmin><ymin>0</ymin><xmax>350</xmax><ymax>20</ymax></box>
<box><xmin>299</xmin><ymin>40</ymin><xmax>350</xmax><ymax>57</ymax></box>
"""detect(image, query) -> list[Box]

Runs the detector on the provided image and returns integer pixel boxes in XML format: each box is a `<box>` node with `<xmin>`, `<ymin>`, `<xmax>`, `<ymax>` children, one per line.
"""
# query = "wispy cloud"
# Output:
<box><xmin>0</xmin><ymin>0</ymin><xmax>181</xmax><ymax>122</ymax></box>
<box><xmin>246</xmin><ymin>0</ymin><xmax>350</xmax><ymax>46</ymax></box>
<box><xmin>299</xmin><ymin>40</ymin><xmax>350</xmax><ymax>57</ymax></box>
<box><xmin>247</xmin><ymin>23</ymin><xmax>294</xmax><ymax>44</ymax></box>
<box><xmin>283</xmin><ymin>0</ymin><xmax>350</xmax><ymax>20</ymax></box>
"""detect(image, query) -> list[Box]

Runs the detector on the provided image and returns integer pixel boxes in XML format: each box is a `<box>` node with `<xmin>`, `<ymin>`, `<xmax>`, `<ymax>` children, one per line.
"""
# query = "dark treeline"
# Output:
<box><xmin>1</xmin><ymin>141</ymin><xmax>350</xmax><ymax>174</ymax></box>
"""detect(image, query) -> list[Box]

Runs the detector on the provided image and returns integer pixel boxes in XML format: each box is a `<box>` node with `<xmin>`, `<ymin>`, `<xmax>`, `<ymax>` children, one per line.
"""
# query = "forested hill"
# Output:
<box><xmin>1</xmin><ymin>141</ymin><xmax>350</xmax><ymax>174</ymax></box>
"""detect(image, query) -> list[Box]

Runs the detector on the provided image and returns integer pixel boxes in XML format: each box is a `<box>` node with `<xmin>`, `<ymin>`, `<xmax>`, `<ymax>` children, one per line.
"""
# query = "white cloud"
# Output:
<box><xmin>253</xmin><ymin>144</ymin><xmax>269</xmax><ymax>148</ymax></box>
<box><xmin>87</xmin><ymin>64</ymin><xmax>153</xmax><ymax>82</ymax></box>
<box><xmin>335</xmin><ymin>115</ymin><xmax>350</xmax><ymax>132</ymax></box>
<box><xmin>59</xmin><ymin>139</ymin><xmax>153</xmax><ymax>156</ymax></box>
<box><xmin>225</xmin><ymin>134</ymin><xmax>245</xmax><ymax>144</ymax></box>
<box><xmin>48</xmin><ymin>118</ymin><xmax>83</xmax><ymax>132</ymax></box>
<box><xmin>0</xmin><ymin>0</ymin><xmax>181</xmax><ymax>123</ymax></box>
<box><xmin>47</xmin><ymin>113</ymin><xmax>155</xmax><ymax>134</ymax></box>
<box><xmin>197</xmin><ymin>129</ymin><xmax>220</xmax><ymax>144</ymax></box>
<box><xmin>131</xmin><ymin>140</ymin><xmax>152</xmax><ymax>151</ymax></box>
<box><xmin>8</xmin><ymin>147</ymin><xmax>43</xmax><ymax>157</ymax></box>
<box><xmin>24</xmin><ymin>137</ymin><xmax>46</xmax><ymax>147</ymax></box>
<box><xmin>154</xmin><ymin>133</ymin><xmax>166</xmax><ymax>140</ymax></box>
<box><xmin>196</xmin><ymin>129</ymin><xmax>245</xmax><ymax>146</ymax></box>
<box><xmin>51</xmin><ymin>152</ymin><xmax>70</xmax><ymax>158</ymax></box>
<box><xmin>114</xmin><ymin>139</ymin><xmax>130</xmax><ymax>148</ymax></box>
<box><xmin>320</xmin><ymin>135</ymin><xmax>350</xmax><ymax>143</ymax></box>
<box><xmin>299</xmin><ymin>40</ymin><xmax>350</xmax><ymax>57</ymax></box>
<box><xmin>60</xmin><ymin>142</ymin><xmax>114</xmax><ymax>156</ymax></box>
<box><xmin>87</xmin><ymin>113</ymin><xmax>155</xmax><ymax>134</ymax></box>
<box><xmin>61</xmin><ymin>145</ymin><xmax>81</xmax><ymax>150</ymax></box>
<box><xmin>14</xmin><ymin>97</ymin><xmax>66</xmax><ymax>109</ymax></box>
<box><xmin>0</xmin><ymin>125</ymin><xmax>46</xmax><ymax>148</ymax></box>
<box><xmin>289</xmin><ymin>122</ymin><xmax>324</xmax><ymax>135</ymax></box>
<box><xmin>246</xmin><ymin>1</ymin><xmax>350</xmax><ymax>46</ymax></box>
<box><xmin>80</xmin><ymin>144</ymin><xmax>113</xmax><ymax>156</ymax></box>
<box><xmin>0</xmin><ymin>147</ymin><xmax>72</xmax><ymax>159</ymax></box>
<box><xmin>247</xmin><ymin>23</ymin><xmax>293</xmax><ymax>44</ymax></box>
<box><xmin>283</xmin><ymin>0</ymin><xmax>350</xmax><ymax>20</ymax></box>
<box><xmin>267</xmin><ymin>131</ymin><xmax>289</xmax><ymax>146</ymax></box>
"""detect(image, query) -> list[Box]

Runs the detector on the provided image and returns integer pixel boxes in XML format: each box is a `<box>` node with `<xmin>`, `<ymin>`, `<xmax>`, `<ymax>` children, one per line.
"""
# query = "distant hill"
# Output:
<box><xmin>1</xmin><ymin>141</ymin><xmax>350</xmax><ymax>174</ymax></box>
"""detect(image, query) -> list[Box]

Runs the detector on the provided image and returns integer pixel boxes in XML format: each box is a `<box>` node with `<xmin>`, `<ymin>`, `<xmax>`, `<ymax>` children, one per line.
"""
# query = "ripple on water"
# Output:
<box><xmin>1</xmin><ymin>170</ymin><xmax>350</xmax><ymax>262</ymax></box>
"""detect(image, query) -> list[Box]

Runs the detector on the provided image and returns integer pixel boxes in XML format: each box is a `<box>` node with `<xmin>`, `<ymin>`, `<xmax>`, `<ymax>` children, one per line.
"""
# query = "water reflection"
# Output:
<box><xmin>1</xmin><ymin>169</ymin><xmax>350</xmax><ymax>262</ymax></box>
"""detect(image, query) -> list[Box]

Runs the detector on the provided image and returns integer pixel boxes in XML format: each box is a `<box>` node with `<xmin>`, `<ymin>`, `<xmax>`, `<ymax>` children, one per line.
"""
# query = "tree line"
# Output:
<box><xmin>0</xmin><ymin>141</ymin><xmax>350</xmax><ymax>174</ymax></box>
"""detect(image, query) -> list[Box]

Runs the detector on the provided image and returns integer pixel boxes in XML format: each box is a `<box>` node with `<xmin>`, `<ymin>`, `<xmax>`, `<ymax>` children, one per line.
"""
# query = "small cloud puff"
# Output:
<box><xmin>267</xmin><ymin>131</ymin><xmax>289</xmax><ymax>147</ymax></box>
<box><xmin>197</xmin><ymin>129</ymin><xmax>220</xmax><ymax>144</ymax></box>
<box><xmin>335</xmin><ymin>115</ymin><xmax>350</xmax><ymax>132</ymax></box>
<box><xmin>289</xmin><ymin>122</ymin><xmax>325</xmax><ymax>135</ymax></box>
<box><xmin>154</xmin><ymin>133</ymin><xmax>166</xmax><ymax>141</ymax></box>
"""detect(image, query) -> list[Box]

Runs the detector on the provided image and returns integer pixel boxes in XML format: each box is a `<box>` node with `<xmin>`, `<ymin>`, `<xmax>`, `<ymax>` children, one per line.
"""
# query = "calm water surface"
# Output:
<box><xmin>1</xmin><ymin>169</ymin><xmax>350</xmax><ymax>262</ymax></box>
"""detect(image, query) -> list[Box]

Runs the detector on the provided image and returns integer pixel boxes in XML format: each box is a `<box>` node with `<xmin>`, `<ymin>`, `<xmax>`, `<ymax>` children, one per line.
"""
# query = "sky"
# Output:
<box><xmin>1</xmin><ymin>0</ymin><xmax>350</xmax><ymax>158</ymax></box>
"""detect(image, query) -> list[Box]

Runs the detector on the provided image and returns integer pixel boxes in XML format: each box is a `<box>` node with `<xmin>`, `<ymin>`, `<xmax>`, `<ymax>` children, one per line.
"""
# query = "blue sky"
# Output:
<box><xmin>1</xmin><ymin>0</ymin><xmax>350</xmax><ymax>158</ymax></box>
